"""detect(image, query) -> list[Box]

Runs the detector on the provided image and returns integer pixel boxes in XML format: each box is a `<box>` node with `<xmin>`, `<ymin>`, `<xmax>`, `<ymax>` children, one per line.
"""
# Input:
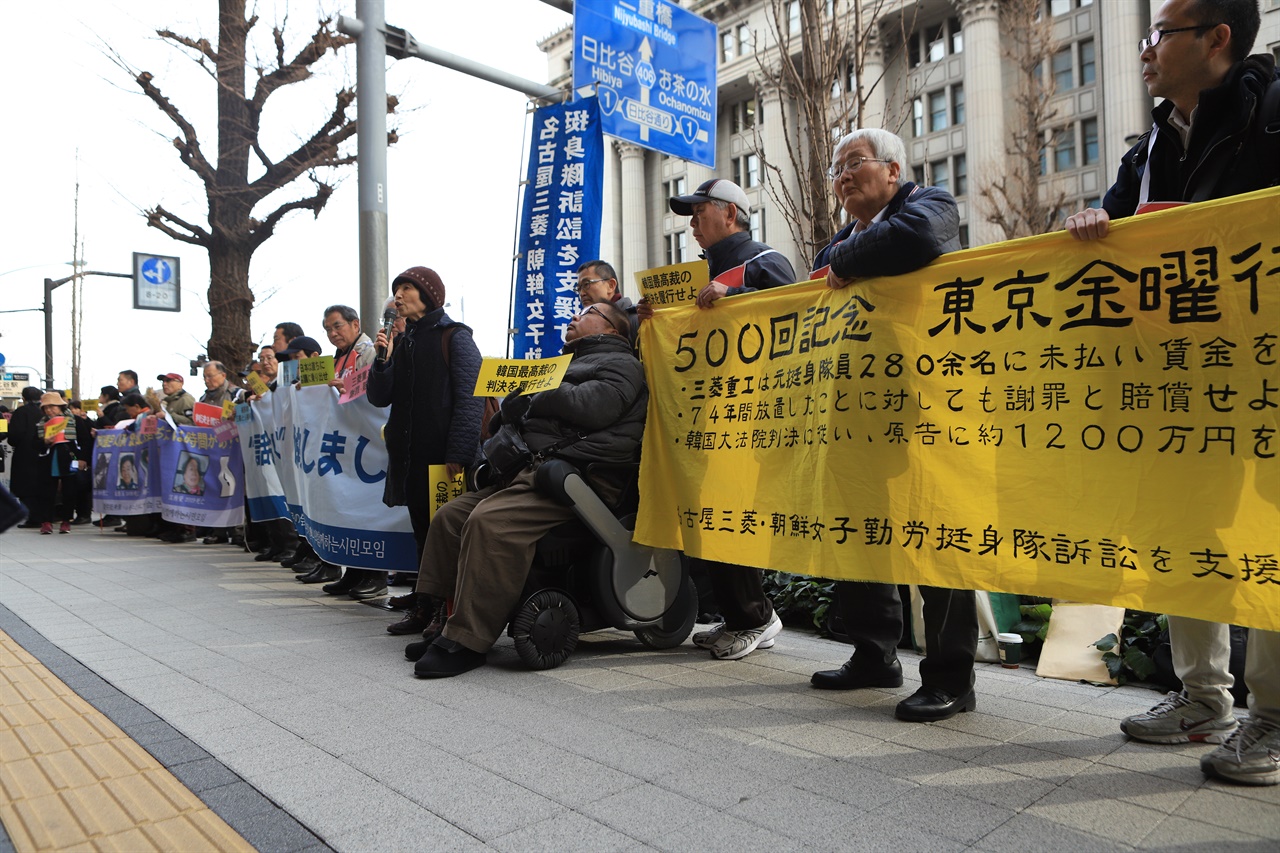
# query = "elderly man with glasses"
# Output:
<box><xmin>805</xmin><ymin>127</ymin><xmax>977</xmax><ymax>724</ymax></box>
<box><xmin>1066</xmin><ymin>0</ymin><xmax>1280</xmax><ymax>787</ymax></box>
<box><xmin>576</xmin><ymin>260</ymin><xmax>640</xmax><ymax>342</ymax></box>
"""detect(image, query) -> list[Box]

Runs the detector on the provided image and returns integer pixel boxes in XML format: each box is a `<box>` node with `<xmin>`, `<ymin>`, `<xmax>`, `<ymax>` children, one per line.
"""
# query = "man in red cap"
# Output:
<box><xmin>157</xmin><ymin>373</ymin><xmax>196</xmax><ymax>426</ymax></box>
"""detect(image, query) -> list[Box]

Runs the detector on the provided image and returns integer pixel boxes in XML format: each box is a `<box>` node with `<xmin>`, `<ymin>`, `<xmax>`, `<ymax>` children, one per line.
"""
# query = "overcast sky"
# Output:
<box><xmin>0</xmin><ymin>0</ymin><xmax>570</xmax><ymax>398</ymax></box>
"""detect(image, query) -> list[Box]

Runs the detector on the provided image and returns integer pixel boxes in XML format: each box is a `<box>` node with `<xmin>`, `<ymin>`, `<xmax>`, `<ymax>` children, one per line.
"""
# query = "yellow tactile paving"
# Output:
<box><xmin>0</xmin><ymin>631</ymin><xmax>256</xmax><ymax>853</ymax></box>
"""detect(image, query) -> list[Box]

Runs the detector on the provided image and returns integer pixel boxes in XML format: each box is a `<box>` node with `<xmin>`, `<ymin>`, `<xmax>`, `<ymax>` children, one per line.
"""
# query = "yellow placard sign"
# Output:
<box><xmin>635</xmin><ymin>186</ymin><xmax>1280</xmax><ymax>632</ymax></box>
<box><xmin>220</xmin><ymin>399</ymin><xmax>235</xmax><ymax>419</ymax></box>
<box><xmin>245</xmin><ymin>372</ymin><xmax>270</xmax><ymax>397</ymax></box>
<box><xmin>0</xmin><ymin>418</ymin><xmax>7</xmax><ymax>434</ymax></box>
<box><xmin>428</xmin><ymin>464</ymin><xmax>466</xmax><ymax>521</ymax></box>
<box><xmin>473</xmin><ymin>355</ymin><xmax>572</xmax><ymax>397</ymax></box>
<box><xmin>297</xmin><ymin>355</ymin><xmax>335</xmax><ymax>387</ymax></box>
<box><xmin>634</xmin><ymin>260</ymin><xmax>708</xmax><ymax>308</ymax></box>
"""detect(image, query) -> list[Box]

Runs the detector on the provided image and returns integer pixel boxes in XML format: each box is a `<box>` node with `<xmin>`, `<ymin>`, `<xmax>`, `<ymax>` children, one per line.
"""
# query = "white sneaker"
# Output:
<box><xmin>1120</xmin><ymin>690</ymin><xmax>1239</xmax><ymax>744</ymax></box>
<box><xmin>711</xmin><ymin>611</ymin><xmax>783</xmax><ymax>661</ymax></box>
<box><xmin>1200</xmin><ymin>717</ymin><xmax>1280</xmax><ymax>786</ymax></box>
<box><xmin>693</xmin><ymin>622</ymin><xmax>775</xmax><ymax>651</ymax></box>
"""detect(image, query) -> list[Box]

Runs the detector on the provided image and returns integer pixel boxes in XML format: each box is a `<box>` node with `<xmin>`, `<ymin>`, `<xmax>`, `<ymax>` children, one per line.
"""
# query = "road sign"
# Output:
<box><xmin>133</xmin><ymin>252</ymin><xmax>182</xmax><ymax>312</ymax></box>
<box><xmin>573</xmin><ymin>0</ymin><xmax>716</xmax><ymax>167</ymax></box>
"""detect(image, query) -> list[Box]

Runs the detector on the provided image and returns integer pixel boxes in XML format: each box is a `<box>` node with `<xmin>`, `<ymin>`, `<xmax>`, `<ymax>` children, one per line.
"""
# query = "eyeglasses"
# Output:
<box><xmin>1139</xmin><ymin>24</ymin><xmax>1217</xmax><ymax>52</ymax></box>
<box><xmin>828</xmin><ymin>157</ymin><xmax>892</xmax><ymax>179</ymax></box>
<box><xmin>323</xmin><ymin>321</ymin><xmax>348</xmax><ymax>332</ymax></box>
<box><xmin>581</xmin><ymin>304</ymin><xmax>626</xmax><ymax>335</ymax></box>
<box><xmin>577</xmin><ymin>277</ymin><xmax>611</xmax><ymax>291</ymax></box>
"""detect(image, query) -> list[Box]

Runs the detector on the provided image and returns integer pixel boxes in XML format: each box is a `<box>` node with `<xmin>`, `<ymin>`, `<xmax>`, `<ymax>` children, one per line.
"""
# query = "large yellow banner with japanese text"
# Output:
<box><xmin>635</xmin><ymin>187</ymin><xmax>1279</xmax><ymax>631</ymax></box>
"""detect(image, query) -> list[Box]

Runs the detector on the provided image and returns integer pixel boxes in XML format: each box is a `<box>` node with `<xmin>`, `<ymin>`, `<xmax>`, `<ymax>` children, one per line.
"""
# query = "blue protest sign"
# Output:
<box><xmin>573</xmin><ymin>0</ymin><xmax>716</xmax><ymax>167</ymax></box>
<box><xmin>513</xmin><ymin>98</ymin><xmax>603</xmax><ymax>359</ymax></box>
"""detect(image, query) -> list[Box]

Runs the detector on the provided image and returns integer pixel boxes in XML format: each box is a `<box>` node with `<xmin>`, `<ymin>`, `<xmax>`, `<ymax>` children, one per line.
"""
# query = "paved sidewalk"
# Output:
<box><xmin>1</xmin><ymin>528</ymin><xmax>1277</xmax><ymax>852</ymax></box>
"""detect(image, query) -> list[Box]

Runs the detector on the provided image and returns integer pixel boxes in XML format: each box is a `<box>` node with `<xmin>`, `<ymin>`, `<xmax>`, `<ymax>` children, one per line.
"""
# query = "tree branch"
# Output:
<box><xmin>248</xmin><ymin>176</ymin><xmax>334</xmax><ymax>250</ymax></box>
<box><xmin>135</xmin><ymin>71</ymin><xmax>217</xmax><ymax>186</ymax></box>
<box><xmin>145</xmin><ymin>204</ymin><xmax>211</xmax><ymax>246</ymax></box>
<box><xmin>249</xmin><ymin>87</ymin><xmax>358</xmax><ymax>199</ymax></box>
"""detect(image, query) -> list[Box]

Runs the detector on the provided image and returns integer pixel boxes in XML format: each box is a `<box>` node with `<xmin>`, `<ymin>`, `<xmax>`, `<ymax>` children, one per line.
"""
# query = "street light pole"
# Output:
<box><xmin>43</xmin><ymin>270</ymin><xmax>130</xmax><ymax>391</ymax></box>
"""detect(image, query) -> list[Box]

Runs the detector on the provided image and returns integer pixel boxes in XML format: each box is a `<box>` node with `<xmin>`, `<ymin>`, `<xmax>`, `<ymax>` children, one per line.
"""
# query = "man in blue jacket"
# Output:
<box><xmin>809</xmin><ymin>128</ymin><xmax>978</xmax><ymax>723</ymax></box>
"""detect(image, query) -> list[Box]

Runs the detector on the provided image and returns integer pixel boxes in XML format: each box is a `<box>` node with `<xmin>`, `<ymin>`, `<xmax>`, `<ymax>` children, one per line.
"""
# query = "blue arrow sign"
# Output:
<box><xmin>132</xmin><ymin>252</ymin><xmax>182</xmax><ymax>313</ymax></box>
<box><xmin>573</xmin><ymin>0</ymin><xmax>716</xmax><ymax>167</ymax></box>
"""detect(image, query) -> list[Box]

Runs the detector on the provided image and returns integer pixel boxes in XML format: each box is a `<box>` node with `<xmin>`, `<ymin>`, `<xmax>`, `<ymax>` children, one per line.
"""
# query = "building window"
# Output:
<box><xmin>731</xmin><ymin>99</ymin><xmax>758</xmax><ymax>134</ymax></box>
<box><xmin>958</xmin><ymin>224</ymin><xmax>970</xmax><ymax>249</ymax></box>
<box><xmin>913</xmin><ymin>98</ymin><xmax>924</xmax><ymax>137</ymax></box>
<box><xmin>1079</xmin><ymin>38</ymin><xmax>1096</xmax><ymax>85</ymax></box>
<box><xmin>930</xmin><ymin>158</ymin><xmax>950</xmax><ymax>193</ymax></box>
<box><xmin>1054</xmin><ymin>127</ymin><xmax>1076</xmax><ymax>171</ymax></box>
<box><xmin>664</xmin><ymin>176</ymin><xmax>687</xmax><ymax>199</ymax></box>
<box><xmin>738</xmin><ymin>24</ymin><xmax>753</xmax><ymax>55</ymax></box>
<box><xmin>1052</xmin><ymin>47</ymin><xmax>1073</xmax><ymax>91</ymax></box>
<box><xmin>666</xmin><ymin>231</ymin><xmax>688</xmax><ymax>265</ymax></box>
<box><xmin>732</xmin><ymin>153</ymin><xmax>761</xmax><ymax>188</ymax></box>
<box><xmin>951</xmin><ymin>84</ymin><xmax>965</xmax><ymax>126</ymax></box>
<box><xmin>788</xmin><ymin>1</ymin><xmax>800</xmax><ymax>36</ymax></box>
<box><xmin>954</xmin><ymin>153</ymin><xmax>967</xmax><ymax>197</ymax></box>
<box><xmin>721</xmin><ymin>30</ymin><xmax>734</xmax><ymax>63</ymax></box>
<box><xmin>750</xmin><ymin>207</ymin><xmax>765</xmax><ymax>242</ymax></box>
<box><xmin>1050</xmin><ymin>0</ymin><xmax>1071</xmax><ymax>14</ymax></box>
<box><xmin>1081</xmin><ymin>117</ymin><xmax>1099</xmax><ymax>165</ymax></box>
<box><xmin>928</xmin><ymin>90</ymin><xmax>948</xmax><ymax>132</ymax></box>
<box><xmin>908</xmin><ymin>16</ymin><xmax>963</xmax><ymax>67</ymax></box>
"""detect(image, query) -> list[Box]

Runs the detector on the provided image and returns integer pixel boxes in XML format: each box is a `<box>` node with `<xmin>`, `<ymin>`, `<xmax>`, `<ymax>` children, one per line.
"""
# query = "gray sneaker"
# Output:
<box><xmin>1120</xmin><ymin>690</ymin><xmax>1239</xmax><ymax>744</ymax></box>
<box><xmin>711</xmin><ymin>611</ymin><xmax>783</xmax><ymax>661</ymax></box>
<box><xmin>1200</xmin><ymin>717</ymin><xmax>1280</xmax><ymax>786</ymax></box>
<box><xmin>692</xmin><ymin>623</ymin><xmax>773</xmax><ymax>651</ymax></box>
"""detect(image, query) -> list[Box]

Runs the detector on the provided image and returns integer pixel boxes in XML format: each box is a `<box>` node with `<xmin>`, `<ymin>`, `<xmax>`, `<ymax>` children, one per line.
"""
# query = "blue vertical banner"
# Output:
<box><xmin>514</xmin><ymin>97</ymin><xmax>603</xmax><ymax>359</ymax></box>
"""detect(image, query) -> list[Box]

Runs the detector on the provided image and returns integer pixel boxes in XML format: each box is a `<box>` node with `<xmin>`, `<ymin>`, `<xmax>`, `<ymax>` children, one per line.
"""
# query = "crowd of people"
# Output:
<box><xmin>2</xmin><ymin>0</ymin><xmax>1275</xmax><ymax>788</ymax></box>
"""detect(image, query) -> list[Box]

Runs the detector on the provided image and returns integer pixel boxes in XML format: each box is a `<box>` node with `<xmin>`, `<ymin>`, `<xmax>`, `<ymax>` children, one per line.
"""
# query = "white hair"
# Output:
<box><xmin>832</xmin><ymin>129</ymin><xmax>909</xmax><ymax>186</ymax></box>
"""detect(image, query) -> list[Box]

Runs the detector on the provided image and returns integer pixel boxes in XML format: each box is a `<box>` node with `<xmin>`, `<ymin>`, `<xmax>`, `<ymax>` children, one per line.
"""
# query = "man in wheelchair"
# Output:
<box><xmin>410</xmin><ymin>302</ymin><xmax>648</xmax><ymax>678</ymax></box>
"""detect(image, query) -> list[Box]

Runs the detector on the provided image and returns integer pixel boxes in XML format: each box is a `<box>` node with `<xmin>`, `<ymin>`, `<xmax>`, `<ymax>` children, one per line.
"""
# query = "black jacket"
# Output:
<box><xmin>367</xmin><ymin>309</ymin><xmax>484</xmax><ymax>507</ymax></box>
<box><xmin>704</xmin><ymin>231</ymin><xmax>798</xmax><ymax>296</ymax></box>
<box><xmin>97</xmin><ymin>400</ymin><xmax>126</xmax><ymax>429</ymax></box>
<box><xmin>5</xmin><ymin>401</ymin><xmax>43</xmax><ymax>498</ymax></box>
<box><xmin>814</xmin><ymin>183</ymin><xmax>961</xmax><ymax>278</ymax></box>
<box><xmin>1103</xmin><ymin>54</ymin><xmax>1280</xmax><ymax>216</ymax></box>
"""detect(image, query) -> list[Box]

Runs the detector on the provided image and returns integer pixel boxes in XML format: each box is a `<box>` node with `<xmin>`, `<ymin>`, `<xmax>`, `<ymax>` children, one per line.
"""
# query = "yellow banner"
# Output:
<box><xmin>473</xmin><ymin>356</ymin><xmax>572</xmax><ymax>396</ymax></box>
<box><xmin>428</xmin><ymin>464</ymin><xmax>465</xmax><ymax>521</ymax></box>
<box><xmin>634</xmin><ymin>260</ymin><xmax>708</xmax><ymax>308</ymax></box>
<box><xmin>297</xmin><ymin>355</ymin><xmax>335</xmax><ymax>387</ymax></box>
<box><xmin>635</xmin><ymin>187</ymin><xmax>1280</xmax><ymax>631</ymax></box>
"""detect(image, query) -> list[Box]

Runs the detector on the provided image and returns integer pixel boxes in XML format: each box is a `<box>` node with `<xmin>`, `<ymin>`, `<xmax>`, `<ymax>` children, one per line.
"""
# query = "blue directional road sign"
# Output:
<box><xmin>573</xmin><ymin>0</ymin><xmax>716</xmax><ymax>167</ymax></box>
<box><xmin>132</xmin><ymin>252</ymin><xmax>181</xmax><ymax>312</ymax></box>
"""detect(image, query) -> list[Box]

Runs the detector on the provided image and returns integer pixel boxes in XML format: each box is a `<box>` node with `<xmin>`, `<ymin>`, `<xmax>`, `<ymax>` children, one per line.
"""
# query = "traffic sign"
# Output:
<box><xmin>133</xmin><ymin>252</ymin><xmax>182</xmax><ymax>312</ymax></box>
<box><xmin>573</xmin><ymin>0</ymin><xmax>716</xmax><ymax>167</ymax></box>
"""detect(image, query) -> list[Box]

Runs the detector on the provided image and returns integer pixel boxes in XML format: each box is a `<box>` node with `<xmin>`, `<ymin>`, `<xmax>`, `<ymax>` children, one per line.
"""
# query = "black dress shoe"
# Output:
<box><xmin>811</xmin><ymin>657</ymin><xmax>904</xmax><ymax>690</ymax></box>
<box><xmin>280</xmin><ymin>550</ymin><xmax>306</xmax><ymax>568</ymax></box>
<box><xmin>348</xmin><ymin>571</ymin><xmax>388</xmax><ymax>600</ymax></box>
<box><xmin>297</xmin><ymin>563</ymin><xmax>341</xmax><ymax>584</ymax></box>
<box><xmin>322</xmin><ymin>571</ymin><xmax>359</xmax><ymax>595</ymax></box>
<box><xmin>894</xmin><ymin>686</ymin><xmax>977</xmax><ymax>722</ymax></box>
<box><xmin>72</xmin><ymin>515</ymin><xmax>93</xmax><ymax>525</ymax></box>
<box><xmin>290</xmin><ymin>556</ymin><xmax>322</xmax><ymax>574</ymax></box>
<box><xmin>413</xmin><ymin>637</ymin><xmax>485</xmax><ymax>678</ymax></box>
<box><xmin>254</xmin><ymin>549</ymin><xmax>283</xmax><ymax>562</ymax></box>
<box><xmin>203</xmin><ymin>534</ymin><xmax>229</xmax><ymax>545</ymax></box>
<box><xmin>387</xmin><ymin>591</ymin><xmax>417</xmax><ymax>611</ymax></box>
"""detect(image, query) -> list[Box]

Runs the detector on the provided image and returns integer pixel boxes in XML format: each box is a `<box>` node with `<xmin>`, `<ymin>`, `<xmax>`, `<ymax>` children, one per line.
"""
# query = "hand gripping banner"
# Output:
<box><xmin>635</xmin><ymin>187</ymin><xmax>1280</xmax><ymax>631</ymax></box>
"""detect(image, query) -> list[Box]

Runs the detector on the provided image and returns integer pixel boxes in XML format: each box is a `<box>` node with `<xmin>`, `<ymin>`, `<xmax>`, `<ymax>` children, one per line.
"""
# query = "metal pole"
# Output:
<box><xmin>393</xmin><ymin>38</ymin><xmax>561</xmax><ymax>101</ymax></box>
<box><xmin>43</xmin><ymin>278</ymin><xmax>54</xmax><ymax>390</ymax></box>
<box><xmin>354</xmin><ymin>0</ymin><xmax>390</xmax><ymax>337</ymax></box>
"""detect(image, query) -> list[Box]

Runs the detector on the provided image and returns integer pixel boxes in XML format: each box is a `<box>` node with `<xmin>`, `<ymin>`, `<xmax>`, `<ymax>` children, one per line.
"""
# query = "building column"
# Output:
<box><xmin>615</xmin><ymin>141</ymin><xmax>648</xmax><ymax>280</ymax></box>
<box><xmin>1100</xmin><ymin>0</ymin><xmax>1151</xmax><ymax>170</ymax></box>
<box><xmin>858</xmin><ymin>24</ymin><xmax>886</xmax><ymax>130</ymax></box>
<box><xmin>954</xmin><ymin>0</ymin><xmax>1005</xmax><ymax>247</ymax></box>
<box><xmin>757</xmin><ymin>76</ymin><xmax>797</xmax><ymax>264</ymax></box>
<box><xmin>599</xmin><ymin>138</ymin><xmax>620</xmax><ymax>273</ymax></box>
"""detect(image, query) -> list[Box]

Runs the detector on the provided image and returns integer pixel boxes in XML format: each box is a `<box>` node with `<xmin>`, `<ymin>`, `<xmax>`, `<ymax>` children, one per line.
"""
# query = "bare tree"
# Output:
<box><xmin>979</xmin><ymin>0</ymin><xmax>1067</xmax><ymax>240</ymax></box>
<box><xmin>752</xmin><ymin>0</ymin><xmax>916</xmax><ymax>263</ymax></box>
<box><xmin>123</xmin><ymin>0</ymin><xmax>394</xmax><ymax>372</ymax></box>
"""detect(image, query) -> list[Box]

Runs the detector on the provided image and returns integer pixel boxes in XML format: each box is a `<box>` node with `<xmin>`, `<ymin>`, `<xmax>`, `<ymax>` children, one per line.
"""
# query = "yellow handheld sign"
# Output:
<box><xmin>634</xmin><ymin>260</ymin><xmax>708</xmax><ymax>308</ymax></box>
<box><xmin>473</xmin><ymin>355</ymin><xmax>572</xmax><ymax>397</ymax></box>
<box><xmin>297</xmin><ymin>355</ymin><xmax>335</xmax><ymax>387</ymax></box>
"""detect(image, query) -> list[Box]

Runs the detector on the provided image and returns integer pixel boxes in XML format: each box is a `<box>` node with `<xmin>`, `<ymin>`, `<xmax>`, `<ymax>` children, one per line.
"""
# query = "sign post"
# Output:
<box><xmin>132</xmin><ymin>253</ymin><xmax>182</xmax><ymax>312</ymax></box>
<box><xmin>573</xmin><ymin>0</ymin><xmax>717</xmax><ymax>166</ymax></box>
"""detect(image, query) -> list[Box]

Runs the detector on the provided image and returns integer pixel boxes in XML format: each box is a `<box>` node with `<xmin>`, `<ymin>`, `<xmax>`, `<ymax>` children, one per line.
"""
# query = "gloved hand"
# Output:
<box><xmin>499</xmin><ymin>389</ymin><xmax>531</xmax><ymax>424</ymax></box>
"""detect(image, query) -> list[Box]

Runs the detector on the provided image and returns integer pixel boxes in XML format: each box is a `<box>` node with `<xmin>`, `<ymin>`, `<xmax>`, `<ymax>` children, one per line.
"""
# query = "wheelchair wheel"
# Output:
<box><xmin>510</xmin><ymin>589</ymin><xmax>580</xmax><ymax>670</ymax></box>
<box><xmin>634</xmin><ymin>575</ymin><xmax>698</xmax><ymax>650</ymax></box>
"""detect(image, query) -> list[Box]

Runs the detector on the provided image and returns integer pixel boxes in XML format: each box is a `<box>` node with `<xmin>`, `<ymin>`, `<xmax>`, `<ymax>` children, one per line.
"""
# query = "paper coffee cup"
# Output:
<box><xmin>998</xmin><ymin>632</ymin><xmax>1023</xmax><ymax>668</ymax></box>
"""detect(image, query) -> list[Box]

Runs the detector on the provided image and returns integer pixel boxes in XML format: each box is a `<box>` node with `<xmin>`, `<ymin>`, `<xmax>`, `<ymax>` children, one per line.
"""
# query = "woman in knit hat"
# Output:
<box><xmin>31</xmin><ymin>391</ymin><xmax>82</xmax><ymax>534</ymax></box>
<box><xmin>362</xmin><ymin>267</ymin><xmax>485</xmax><ymax>613</ymax></box>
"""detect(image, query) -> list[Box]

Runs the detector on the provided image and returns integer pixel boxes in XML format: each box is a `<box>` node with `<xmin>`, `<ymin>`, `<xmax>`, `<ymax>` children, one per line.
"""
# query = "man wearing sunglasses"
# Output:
<box><xmin>408</xmin><ymin>301</ymin><xmax>647</xmax><ymax>678</ymax></box>
<box><xmin>1066</xmin><ymin>0</ymin><xmax>1280</xmax><ymax>788</ymax></box>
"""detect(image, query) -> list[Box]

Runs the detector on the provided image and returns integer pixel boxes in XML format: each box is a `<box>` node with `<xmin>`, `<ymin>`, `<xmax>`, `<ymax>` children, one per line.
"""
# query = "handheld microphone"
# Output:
<box><xmin>376</xmin><ymin>305</ymin><xmax>397</xmax><ymax>363</ymax></box>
